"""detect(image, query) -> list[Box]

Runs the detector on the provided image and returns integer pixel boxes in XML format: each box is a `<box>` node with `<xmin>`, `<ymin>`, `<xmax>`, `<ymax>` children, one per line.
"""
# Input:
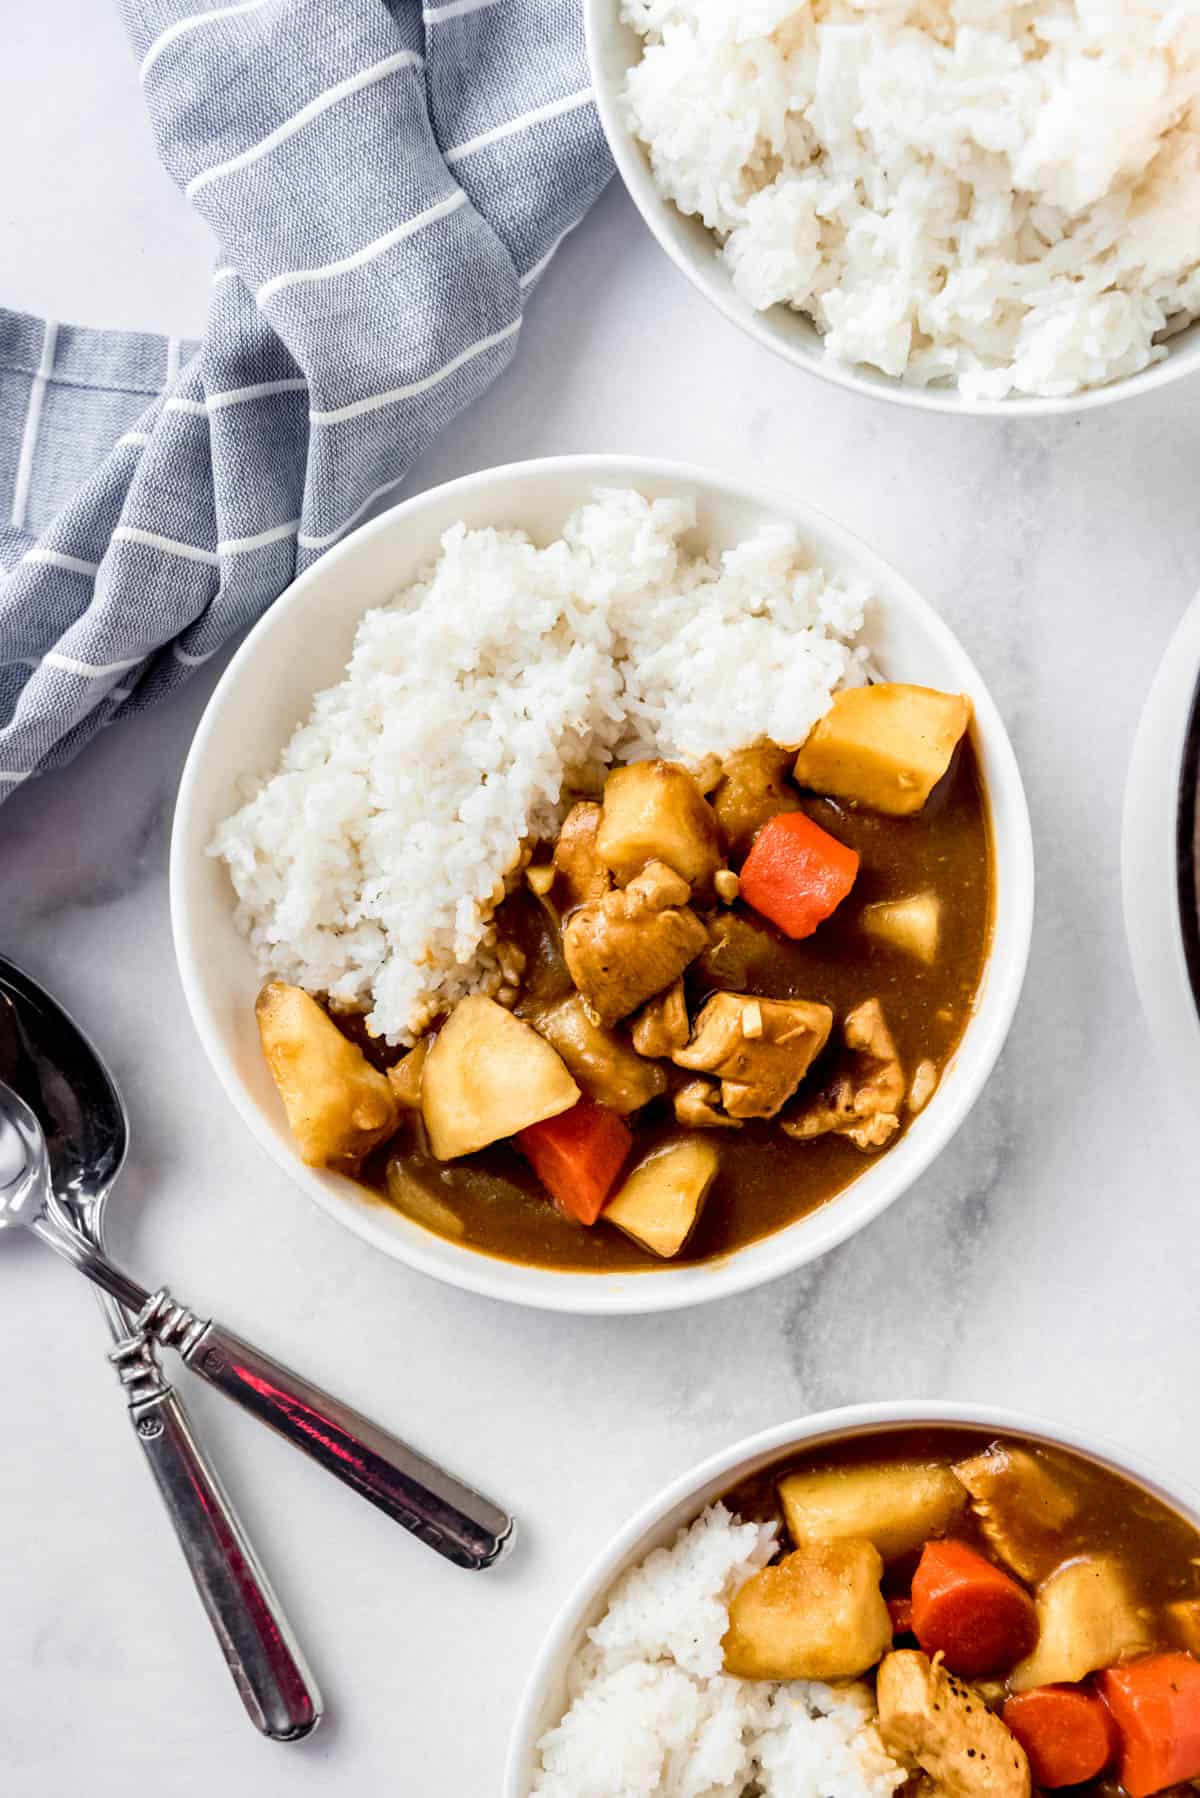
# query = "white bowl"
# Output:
<box><xmin>1123</xmin><ymin>588</ymin><xmax>1200</xmax><ymax>1090</ymax></box>
<box><xmin>171</xmin><ymin>455</ymin><xmax>1033</xmax><ymax>1315</ymax></box>
<box><xmin>504</xmin><ymin>1400</ymin><xmax>1200</xmax><ymax>1796</ymax></box>
<box><xmin>584</xmin><ymin>3</ymin><xmax>1200</xmax><ymax>418</ymax></box>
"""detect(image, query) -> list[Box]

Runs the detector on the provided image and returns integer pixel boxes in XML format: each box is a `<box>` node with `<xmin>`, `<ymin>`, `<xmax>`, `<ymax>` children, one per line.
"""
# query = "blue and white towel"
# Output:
<box><xmin>0</xmin><ymin>0</ymin><xmax>611</xmax><ymax>797</ymax></box>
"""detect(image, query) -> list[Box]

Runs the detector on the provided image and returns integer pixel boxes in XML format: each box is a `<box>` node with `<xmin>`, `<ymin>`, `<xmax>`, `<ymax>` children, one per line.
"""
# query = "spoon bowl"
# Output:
<box><xmin>0</xmin><ymin>959</ymin><xmax>127</xmax><ymax>1246</ymax></box>
<box><xmin>0</xmin><ymin>1079</ymin><xmax>51</xmax><ymax>1227</ymax></box>
<box><xmin>0</xmin><ymin>958</ymin><xmax>515</xmax><ymax>1572</ymax></box>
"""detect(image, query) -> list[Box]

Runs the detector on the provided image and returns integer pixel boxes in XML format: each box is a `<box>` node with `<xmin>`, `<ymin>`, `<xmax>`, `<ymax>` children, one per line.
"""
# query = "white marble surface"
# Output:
<box><xmin>4</xmin><ymin>6</ymin><xmax>1200</xmax><ymax>1795</ymax></box>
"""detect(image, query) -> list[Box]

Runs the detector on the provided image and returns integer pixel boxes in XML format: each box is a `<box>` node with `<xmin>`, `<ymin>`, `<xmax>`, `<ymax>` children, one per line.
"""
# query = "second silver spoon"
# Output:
<box><xmin>0</xmin><ymin>1078</ymin><xmax>514</xmax><ymax>1573</ymax></box>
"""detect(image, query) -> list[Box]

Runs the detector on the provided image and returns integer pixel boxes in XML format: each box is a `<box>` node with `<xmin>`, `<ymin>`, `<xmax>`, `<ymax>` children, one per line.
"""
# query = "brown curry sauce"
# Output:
<box><xmin>351</xmin><ymin>734</ymin><xmax>993</xmax><ymax>1272</ymax></box>
<box><xmin>724</xmin><ymin>1426</ymin><xmax>1200</xmax><ymax>1623</ymax></box>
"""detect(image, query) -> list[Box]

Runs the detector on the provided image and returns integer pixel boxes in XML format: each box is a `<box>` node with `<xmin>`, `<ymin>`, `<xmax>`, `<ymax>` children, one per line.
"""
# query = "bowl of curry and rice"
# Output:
<box><xmin>170</xmin><ymin>456</ymin><xmax>1033</xmax><ymax>1313</ymax></box>
<box><xmin>505</xmin><ymin>1402</ymin><xmax>1200</xmax><ymax>1796</ymax></box>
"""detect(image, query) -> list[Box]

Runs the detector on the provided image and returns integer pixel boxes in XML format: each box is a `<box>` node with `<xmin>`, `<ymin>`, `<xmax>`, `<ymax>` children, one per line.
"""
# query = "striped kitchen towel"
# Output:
<box><xmin>0</xmin><ymin>0</ymin><xmax>611</xmax><ymax>797</ymax></box>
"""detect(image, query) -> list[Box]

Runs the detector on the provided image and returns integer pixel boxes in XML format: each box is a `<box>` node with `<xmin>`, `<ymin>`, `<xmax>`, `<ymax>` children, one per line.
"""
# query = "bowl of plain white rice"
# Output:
<box><xmin>171</xmin><ymin>456</ymin><xmax>1032</xmax><ymax>1313</ymax></box>
<box><xmin>503</xmin><ymin>1401</ymin><xmax>1199</xmax><ymax>1797</ymax></box>
<box><xmin>585</xmin><ymin>0</ymin><xmax>1200</xmax><ymax>412</ymax></box>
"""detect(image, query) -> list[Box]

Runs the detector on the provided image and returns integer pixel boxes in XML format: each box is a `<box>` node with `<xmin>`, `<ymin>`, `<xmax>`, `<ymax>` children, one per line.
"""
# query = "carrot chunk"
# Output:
<box><xmin>1002</xmin><ymin>1685</ymin><xmax>1118</xmax><ymax>1787</ymax></box>
<box><xmin>911</xmin><ymin>1538</ymin><xmax>1037</xmax><ymax>1677</ymax></box>
<box><xmin>739</xmin><ymin>811</ymin><xmax>859</xmax><ymax>941</ymax></box>
<box><xmin>517</xmin><ymin>1098</ymin><xmax>632</xmax><ymax>1225</ymax></box>
<box><xmin>1099</xmin><ymin>1651</ymin><xmax>1200</xmax><ymax>1797</ymax></box>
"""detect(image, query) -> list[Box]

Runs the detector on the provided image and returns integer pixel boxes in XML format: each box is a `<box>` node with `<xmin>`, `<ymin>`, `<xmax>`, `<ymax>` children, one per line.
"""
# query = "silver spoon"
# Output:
<box><xmin>0</xmin><ymin>1019</ymin><xmax>514</xmax><ymax>1574</ymax></box>
<box><xmin>0</xmin><ymin>959</ymin><xmax>319</xmax><ymax>1739</ymax></box>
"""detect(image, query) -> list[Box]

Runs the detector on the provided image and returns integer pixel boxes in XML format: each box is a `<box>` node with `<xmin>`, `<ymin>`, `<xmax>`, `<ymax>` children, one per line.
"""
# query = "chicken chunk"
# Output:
<box><xmin>528</xmin><ymin>992</ymin><xmax>666</xmax><ymax>1114</ymax></box>
<box><xmin>256</xmin><ymin>982</ymin><xmax>400</xmax><ymax>1173</ymax></box>
<box><xmin>697</xmin><ymin>912</ymin><xmax>779</xmax><ymax>990</ymax></box>
<box><xmin>631</xmin><ymin>978</ymin><xmax>690</xmax><ymax>1058</ymax></box>
<box><xmin>563</xmin><ymin>861</ymin><xmax>709</xmax><ymax>1025</ymax></box>
<box><xmin>723</xmin><ymin>1539</ymin><xmax>893</xmax><ymax>1681</ymax></box>
<box><xmin>783</xmin><ymin>998</ymin><xmax>905</xmax><ymax>1151</ymax></box>
<box><xmin>673</xmin><ymin>1078</ymin><xmax>742</xmax><ymax>1129</ymax></box>
<box><xmin>710</xmin><ymin>742</ymin><xmax>800</xmax><ymax>862</ymax></box>
<box><xmin>1008</xmin><ymin>1554</ymin><xmax>1152</xmax><ymax>1691</ymax></box>
<box><xmin>673</xmin><ymin>992</ymin><xmax>833</xmax><ymax>1119</ymax></box>
<box><xmin>876</xmin><ymin>1651</ymin><xmax>1030</xmax><ymax>1798</ymax></box>
<box><xmin>952</xmin><ymin>1445</ymin><xmax>1079</xmax><ymax>1584</ymax></box>
<box><xmin>596</xmin><ymin>760</ymin><xmax>723</xmax><ymax>891</ymax></box>
<box><xmin>386</xmin><ymin>1038</ymin><xmax>429</xmax><ymax>1110</ymax></box>
<box><xmin>553</xmin><ymin>801</ymin><xmax>611</xmax><ymax>910</ymax></box>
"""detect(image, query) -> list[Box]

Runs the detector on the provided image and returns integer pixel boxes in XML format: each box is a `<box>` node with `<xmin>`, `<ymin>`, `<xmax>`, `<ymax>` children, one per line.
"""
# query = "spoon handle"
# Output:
<box><xmin>27</xmin><ymin>1212</ymin><xmax>514</xmax><ymax>1571</ymax></box>
<box><xmin>106</xmin><ymin>1321</ymin><xmax>321</xmax><ymax>1741</ymax></box>
<box><xmin>111</xmin><ymin>1333</ymin><xmax>322</xmax><ymax>1739</ymax></box>
<box><xmin>180</xmin><ymin>1320</ymin><xmax>515</xmax><ymax>1572</ymax></box>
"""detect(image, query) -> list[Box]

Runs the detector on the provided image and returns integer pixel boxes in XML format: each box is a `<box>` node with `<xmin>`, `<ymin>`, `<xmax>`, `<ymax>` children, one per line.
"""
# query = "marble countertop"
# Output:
<box><xmin>5</xmin><ymin>7</ymin><xmax>1200</xmax><ymax>1795</ymax></box>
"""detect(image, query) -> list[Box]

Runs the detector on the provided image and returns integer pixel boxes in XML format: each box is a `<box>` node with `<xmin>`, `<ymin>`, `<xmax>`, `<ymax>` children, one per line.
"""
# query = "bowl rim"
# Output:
<box><xmin>582</xmin><ymin>0</ymin><xmax>1200</xmax><ymax>420</ymax></box>
<box><xmin>503</xmin><ymin>1398</ymin><xmax>1200</xmax><ymax>1797</ymax></box>
<box><xmin>1122</xmin><ymin>586</ymin><xmax>1200</xmax><ymax>1090</ymax></box>
<box><xmin>171</xmin><ymin>452</ymin><xmax>1034</xmax><ymax>1315</ymax></box>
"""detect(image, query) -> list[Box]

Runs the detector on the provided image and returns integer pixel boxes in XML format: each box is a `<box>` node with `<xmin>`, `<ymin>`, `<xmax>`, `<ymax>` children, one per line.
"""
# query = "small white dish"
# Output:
<box><xmin>583</xmin><ymin>2</ymin><xmax>1200</xmax><ymax>419</ymax></box>
<box><xmin>1123</xmin><ymin>590</ymin><xmax>1200</xmax><ymax>1092</ymax></box>
<box><xmin>171</xmin><ymin>455</ymin><xmax>1033</xmax><ymax>1315</ymax></box>
<box><xmin>503</xmin><ymin>1400</ymin><xmax>1200</xmax><ymax>1797</ymax></box>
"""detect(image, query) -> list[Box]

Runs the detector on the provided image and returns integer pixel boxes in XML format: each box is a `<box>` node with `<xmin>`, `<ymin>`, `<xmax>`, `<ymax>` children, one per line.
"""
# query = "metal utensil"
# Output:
<box><xmin>0</xmin><ymin>1032</ymin><xmax>514</xmax><ymax>1573</ymax></box>
<box><xmin>0</xmin><ymin>960</ymin><xmax>320</xmax><ymax>1740</ymax></box>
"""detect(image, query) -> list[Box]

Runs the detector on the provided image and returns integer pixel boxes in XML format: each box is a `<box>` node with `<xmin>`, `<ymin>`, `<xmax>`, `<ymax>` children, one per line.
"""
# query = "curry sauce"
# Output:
<box><xmin>353</xmin><ymin>732</ymin><xmax>992</xmax><ymax>1271</ymax></box>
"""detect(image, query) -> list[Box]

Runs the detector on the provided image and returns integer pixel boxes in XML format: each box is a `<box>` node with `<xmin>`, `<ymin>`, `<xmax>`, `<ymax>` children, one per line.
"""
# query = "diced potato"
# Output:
<box><xmin>862</xmin><ymin>890</ymin><xmax>941</xmax><ymax>964</ymax></box>
<box><xmin>779</xmin><ymin>1461</ymin><xmax>966</xmax><ymax>1562</ymax></box>
<box><xmin>256</xmin><ymin>982</ymin><xmax>400</xmax><ymax>1172</ymax></box>
<box><xmin>1008</xmin><ymin>1554</ymin><xmax>1153</xmax><ymax>1691</ymax></box>
<box><xmin>420</xmin><ymin>995</ymin><xmax>579</xmax><ymax>1160</ymax></box>
<box><xmin>722</xmin><ymin>1539</ymin><xmax>892</xmax><ymax>1681</ymax></box>
<box><xmin>529</xmin><ymin>993</ymin><xmax>666</xmax><ymax>1114</ymax></box>
<box><xmin>384</xmin><ymin>1156</ymin><xmax>465</xmax><ymax>1238</ymax></box>
<box><xmin>387</xmin><ymin>1039</ymin><xmax>429</xmax><ymax>1109</ymax></box>
<box><xmin>710</xmin><ymin>743</ymin><xmax>800</xmax><ymax>861</ymax></box>
<box><xmin>597</xmin><ymin>760</ymin><xmax>722</xmax><ymax>889</ymax></box>
<box><xmin>604</xmin><ymin>1136</ymin><xmax>720</xmax><ymax>1258</ymax></box>
<box><xmin>792</xmin><ymin>684</ymin><xmax>972</xmax><ymax>816</ymax></box>
<box><xmin>1165</xmin><ymin>1597</ymin><xmax>1200</xmax><ymax>1656</ymax></box>
<box><xmin>952</xmin><ymin>1444</ymin><xmax>1078</xmax><ymax>1583</ymax></box>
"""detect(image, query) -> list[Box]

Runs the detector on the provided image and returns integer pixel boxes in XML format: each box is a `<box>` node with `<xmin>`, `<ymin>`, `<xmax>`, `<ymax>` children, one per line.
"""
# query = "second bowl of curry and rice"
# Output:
<box><xmin>505</xmin><ymin>1403</ymin><xmax>1200</xmax><ymax>1797</ymax></box>
<box><xmin>171</xmin><ymin>457</ymin><xmax>1033</xmax><ymax>1312</ymax></box>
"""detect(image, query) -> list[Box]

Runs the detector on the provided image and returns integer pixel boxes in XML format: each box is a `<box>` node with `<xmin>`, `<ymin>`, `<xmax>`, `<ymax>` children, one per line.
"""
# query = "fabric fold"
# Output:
<box><xmin>0</xmin><ymin>0</ymin><xmax>611</xmax><ymax>793</ymax></box>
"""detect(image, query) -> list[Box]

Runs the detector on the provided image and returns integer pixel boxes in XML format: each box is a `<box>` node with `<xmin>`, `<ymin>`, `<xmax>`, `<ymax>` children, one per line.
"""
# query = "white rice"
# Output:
<box><xmin>621</xmin><ymin>0</ymin><xmax>1200</xmax><ymax>399</ymax></box>
<box><xmin>532</xmin><ymin>1504</ymin><xmax>907</xmax><ymax>1798</ymax></box>
<box><xmin>211</xmin><ymin>488</ymin><xmax>869</xmax><ymax>1045</ymax></box>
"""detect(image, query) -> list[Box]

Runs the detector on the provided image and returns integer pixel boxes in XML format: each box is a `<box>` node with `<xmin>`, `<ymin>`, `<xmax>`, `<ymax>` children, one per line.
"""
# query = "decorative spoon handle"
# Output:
<box><xmin>107</xmin><ymin>1322</ymin><xmax>321</xmax><ymax>1740</ymax></box>
<box><xmin>179</xmin><ymin>1319</ymin><xmax>515</xmax><ymax>1572</ymax></box>
<box><xmin>29</xmin><ymin>1211</ymin><xmax>515</xmax><ymax>1571</ymax></box>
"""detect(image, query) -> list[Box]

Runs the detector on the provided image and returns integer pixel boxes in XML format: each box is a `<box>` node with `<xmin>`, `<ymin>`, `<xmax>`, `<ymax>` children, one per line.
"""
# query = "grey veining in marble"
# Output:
<box><xmin>4</xmin><ymin>5</ymin><xmax>1200</xmax><ymax>1796</ymax></box>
